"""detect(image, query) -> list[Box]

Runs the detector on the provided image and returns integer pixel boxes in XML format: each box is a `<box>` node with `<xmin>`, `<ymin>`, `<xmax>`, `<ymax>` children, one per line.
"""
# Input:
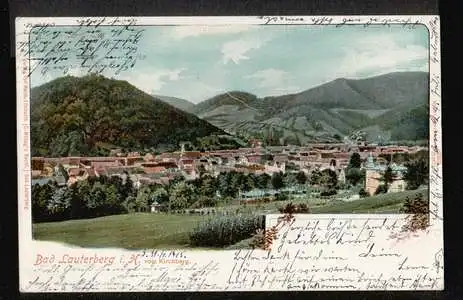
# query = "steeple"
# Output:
<box><xmin>365</xmin><ymin>152</ymin><xmax>375</xmax><ymax>169</ymax></box>
<box><xmin>180</xmin><ymin>143</ymin><xmax>185</xmax><ymax>158</ymax></box>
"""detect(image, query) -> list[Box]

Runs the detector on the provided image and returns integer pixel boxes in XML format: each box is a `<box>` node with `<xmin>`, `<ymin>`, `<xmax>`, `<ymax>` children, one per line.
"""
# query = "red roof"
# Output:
<box><xmin>183</xmin><ymin>151</ymin><xmax>201</xmax><ymax>158</ymax></box>
<box><xmin>180</xmin><ymin>159</ymin><xmax>194</xmax><ymax>165</ymax></box>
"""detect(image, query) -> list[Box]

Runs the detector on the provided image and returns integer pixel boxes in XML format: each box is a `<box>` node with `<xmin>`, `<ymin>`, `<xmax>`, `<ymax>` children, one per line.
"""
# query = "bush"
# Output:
<box><xmin>375</xmin><ymin>184</ymin><xmax>388</xmax><ymax>195</ymax></box>
<box><xmin>278</xmin><ymin>202</ymin><xmax>311</xmax><ymax>214</ymax></box>
<box><xmin>359</xmin><ymin>188</ymin><xmax>369</xmax><ymax>198</ymax></box>
<box><xmin>320</xmin><ymin>188</ymin><xmax>337</xmax><ymax>197</ymax></box>
<box><xmin>400</xmin><ymin>193</ymin><xmax>429</xmax><ymax>231</ymax></box>
<box><xmin>275</xmin><ymin>192</ymin><xmax>289</xmax><ymax>201</ymax></box>
<box><xmin>297</xmin><ymin>203</ymin><xmax>311</xmax><ymax>213</ymax></box>
<box><xmin>189</xmin><ymin>214</ymin><xmax>265</xmax><ymax>247</ymax></box>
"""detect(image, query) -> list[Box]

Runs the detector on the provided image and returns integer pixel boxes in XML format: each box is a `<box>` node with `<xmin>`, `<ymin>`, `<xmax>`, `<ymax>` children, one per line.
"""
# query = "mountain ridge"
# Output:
<box><xmin>152</xmin><ymin>95</ymin><xmax>196</xmax><ymax>113</ymax></box>
<box><xmin>192</xmin><ymin>71</ymin><xmax>429</xmax><ymax>144</ymax></box>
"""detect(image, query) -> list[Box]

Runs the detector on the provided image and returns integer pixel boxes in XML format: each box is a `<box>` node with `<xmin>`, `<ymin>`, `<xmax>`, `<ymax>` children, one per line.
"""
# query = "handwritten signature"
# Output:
<box><xmin>19</xmin><ymin>18</ymin><xmax>146</xmax><ymax>78</ymax></box>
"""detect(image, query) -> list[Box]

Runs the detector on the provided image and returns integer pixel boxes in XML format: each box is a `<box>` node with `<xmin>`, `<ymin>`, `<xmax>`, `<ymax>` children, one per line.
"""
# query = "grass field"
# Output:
<box><xmin>33</xmin><ymin>213</ymin><xmax>209</xmax><ymax>249</ymax></box>
<box><xmin>33</xmin><ymin>189</ymin><xmax>427</xmax><ymax>250</ymax></box>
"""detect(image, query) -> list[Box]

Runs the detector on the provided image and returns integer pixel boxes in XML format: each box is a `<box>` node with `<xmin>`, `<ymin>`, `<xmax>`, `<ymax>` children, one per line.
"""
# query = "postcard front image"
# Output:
<box><xmin>16</xmin><ymin>15</ymin><xmax>443</xmax><ymax>292</ymax></box>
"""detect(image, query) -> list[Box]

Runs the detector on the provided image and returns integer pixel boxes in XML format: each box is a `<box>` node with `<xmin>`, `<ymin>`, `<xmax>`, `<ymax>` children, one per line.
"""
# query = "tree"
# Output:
<box><xmin>241</xmin><ymin>175</ymin><xmax>255</xmax><ymax>192</ymax></box>
<box><xmin>169</xmin><ymin>182</ymin><xmax>196</xmax><ymax>211</ymax></box>
<box><xmin>152</xmin><ymin>187</ymin><xmax>169</xmax><ymax>204</ymax></box>
<box><xmin>217</xmin><ymin>172</ymin><xmax>236</xmax><ymax>198</ymax></box>
<box><xmin>375</xmin><ymin>184</ymin><xmax>388</xmax><ymax>195</ymax></box>
<box><xmin>123</xmin><ymin>174</ymin><xmax>135</xmax><ymax>199</ymax></box>
<box><xmin>346</xmin><ymin>168</ymin><xmax>364</xmax><ymax>186</ymax></box>
<box><xmin>123</xmin><ymin>195</ymin><xmax>137</xmax><ymax>213</ymax></box>
<box><xmin>320</xmin><ymin>169</ymin><xmax>338</xmax><ymax>190</ymax></box>
<box><xmin>283</xmin><ymin>172</ymin><xmax>297</xmax><ymax>186</ymax></box>
<box><xmin>404</xmin><ymin>159</ymin><xmax>429</xmax><ymax>190</ymax></box>
<box><xmin>296</xmin><ymin>171</ymin><xmax>307</xmax><ymax>185</ymax></box>
<box><xmin>256</xmin><ymin>173</ymin><xmax>271</xmax><ymax>189</ymax></box>
<box><xmin>105</xmin><ymin>184</ymin><xmax>122</xmax><ymax>214</ymax></box>
<box><xmin>271</xmin><ymin>172</ymin><xmax>285</xmax><ymax>190</ymax></box>
<box><xmin>199</xmin><ymin>176</ymin><xmax>217</xmax><ymax>197</ymax></box>
<box><xmin>48</xmin><ymin>186</ymin><xmax>72</xmax><ymax>220</ymax></box>
<box><xmin>32</xmin><ymin>183</ymin><xmax>53</xmax><ymax>222</ymax></box>
<box><xmin>198</xmin><ymin>164</ymin><xmax>207</xmax><ymax>178</ymax></box>
<box><xmin>382</xmin><ymin>166</ymin><xmax>395</xmax><ymax>191</ymax></box>
<box><xmin>310</xmin><ymin>169</ymin><xmax>323</xmax><ymax>185</ymax></box>
<box><xmin>135</xmin><ymin>186</ymin><xmax>151</xmax><ymax>212</ymax></box>
<box><xmin>348</xmin><ymin>153</ymin><xmax>361</xmax><ymax>169</ymax></box>
<box><xmin>195</xmin><ymin>195</ymin><xmax>217</xmax><ymax>208</ymax></box>
<box><xmin>359</xmin><ymin>187</ymin><xmax>369</xmax><ymax>198</ymax></box>
<box><xmin>88</xmin><ymin>182</ymin><xmax>108</xmax><ymax>216</ymax></box>
<box><xmin>70</xmin><ymin>180</ymin><xmax>90</xmax><ymax>218</ymax></box>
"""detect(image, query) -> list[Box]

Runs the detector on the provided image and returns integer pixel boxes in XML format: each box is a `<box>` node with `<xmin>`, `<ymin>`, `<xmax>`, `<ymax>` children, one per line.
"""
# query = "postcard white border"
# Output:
<box><xmin>16</xmin><ymin>15</ymin><xmax>442</xmax><ymax>292</ymax></box>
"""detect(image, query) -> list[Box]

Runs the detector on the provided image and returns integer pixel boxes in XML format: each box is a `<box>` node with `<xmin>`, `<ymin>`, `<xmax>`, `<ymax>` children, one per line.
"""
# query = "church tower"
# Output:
<box><xmin>364</xmin><ymin>152</ymin><xmax>379</xmax><ymax>196</ymax></box>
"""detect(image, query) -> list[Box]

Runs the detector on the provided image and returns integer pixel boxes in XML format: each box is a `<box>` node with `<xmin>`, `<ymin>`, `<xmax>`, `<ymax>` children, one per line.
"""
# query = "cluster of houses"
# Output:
<box><xmin>31</xmin><ymin>142</ymin><xmax>427</xmax><ymax>196</ymax></box>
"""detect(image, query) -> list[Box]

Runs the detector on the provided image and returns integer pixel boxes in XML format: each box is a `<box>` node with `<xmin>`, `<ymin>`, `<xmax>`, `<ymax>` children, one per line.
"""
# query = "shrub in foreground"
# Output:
<box><xmin>189</xmin><ymin>214</ymin><xmax>265</xmax><ymax>247</ymax></box>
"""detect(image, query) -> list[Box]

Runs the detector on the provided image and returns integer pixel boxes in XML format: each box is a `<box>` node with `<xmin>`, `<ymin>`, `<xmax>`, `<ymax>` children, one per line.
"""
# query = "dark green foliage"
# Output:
<box><xmin>346</xmin><ymin>168</ymin><xmax>364</xmax><ymax>186</ymax></box>
<box><xmin>271</xmin><ymin>171</ymin><xmax>285</xmax><ymax>190</ymax></box>
<box><xmin>404</xmin><ymin>159</ymin><xmax>429</xmax><ymax>190</ymax></box>
<box><xmin>320</xmin><ymin>169</ymin><xmax>338</xmax><ymax>189</ymax></box>
<box><xmin>30</xmin><ymin>74</ymin><xmax>224</xmax><ymax>156</ymax></box>
<box><xmin>169</xmin><ymin>182</ymin><xmax>197</xmax><ymax>210</ymax></box>
<box><xmin>275</xmin><ymin>192</ymin><xmax>289</xmax><ymax>201</ymax></box>
<box><xmin>32</xmin><ymin>176</ymin><xmax>129</xmax><ymax>222</ymax></box>
<box><xmin>278</xmin><ymin>202</ymin><xmax>311</xmax><ymax>214</ymax></box>
<box><xmin>191</xmin><ymin>196</ymin><xmax>218</xmax><ymax>208</ymax></box>
<box><xmin>348</xmin><ymin>153</ymin><xmax>362</xmax><ymax>169</ymax></box>
<box><xmin>375</xmin><ymin>184</ymin><xmax>388</xmax><ymax>195</ymax></box>
<box><xmin>400</xmin><ymin>193</ymin><xmax>429</xmax><ymax>231</ymax></box>
<box><xmin>189</xmin><ymin>214</ymin><xmax>265</xmax><ymax>247</ymax></box>
<box><xmin>256</xmin><ymin>173</ymin><xmax>271</xmax><ymax>189</ymax></box>
<box><xmin>296</xmin><ymin>171</ymin><xmax>308</xmax><ymax>184</ymax></box>
<box><xmin>32</xmin><ymin>183</ymin><xmax>53</xmax><ymax>222</ymax></box>
<box><xmin>401</xmin><ymin>193</ymin><xmax>428</xmax><ymax>214</ymax></box>
<box><xmin>382</xmin><ymin>166</ymin><xmax>395</xmax><ymax>191</ymax></box>
<box><xmin>320</xmin><ymin>188</ymin><xmax>337</xmax><ymax>197</ymax></box>
<box><xmin>359</xmin><ymin>188</ymin><xmax>369</xmax><ymax>198</ymax></box>
<box><xmin>310</xmin><ymin>169</ymin><xmax>323</xmax><ymax>185</ymax></box>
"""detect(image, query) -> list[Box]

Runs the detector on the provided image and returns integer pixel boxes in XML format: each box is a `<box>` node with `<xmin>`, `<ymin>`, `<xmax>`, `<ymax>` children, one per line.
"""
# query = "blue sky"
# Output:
<box><xmin>30</xmin><ymin>24</ymin><xmax>429</xmax><ymax>103</ymax></box>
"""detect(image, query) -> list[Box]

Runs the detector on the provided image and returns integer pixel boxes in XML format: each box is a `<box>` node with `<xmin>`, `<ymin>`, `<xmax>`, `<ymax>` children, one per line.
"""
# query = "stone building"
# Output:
<box><xmin>364</xmin><ymin>153</ymin><xmax>407</xmax><ymax>195</ymax></box>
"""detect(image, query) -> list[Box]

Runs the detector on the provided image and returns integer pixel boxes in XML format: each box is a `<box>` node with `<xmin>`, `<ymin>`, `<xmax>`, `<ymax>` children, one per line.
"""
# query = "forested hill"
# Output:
<box><xmin>30</xmin><ymin>74</ymin><xmax>225</xmax><ymax>157</ymax></box>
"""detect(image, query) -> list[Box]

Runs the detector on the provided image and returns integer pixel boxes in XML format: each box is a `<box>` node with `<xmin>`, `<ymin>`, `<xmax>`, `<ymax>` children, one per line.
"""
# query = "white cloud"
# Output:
<box><xmin>221</xmin><ymin>37</ymin><xmax>269</xmax><ymax>65</ymax></box>
<box><xmin>67</xmin><ymin>67</ymin><xmax>86</xmax><ymax>77</ymax></box>
<box><xmin>245</xmin><ymin>68</ymin><xmax>301</xmax><ymax>96</ymax></box>
<box><xmin>118</xmin><ymin>68</ymin><xmax>186</xmax><ymax>94</ymax></box>
<box><xmin>245</xmin><ymin>68</ymin><xmax>288</xmax><ymax>88</ymax></box>
<box><xmin>334</xmin><ymin>34</ymin><xmax>428</xmax><ymax>79</ymax></box>
<box><xmin>177</xmin><ymin>81</ymin><xmax>223</xmax><ymax>103</ymax></box>
<box><xmin>171</xmin><ymin>25</ymin><xmax>252</xmax><ymax>40</ymax></box>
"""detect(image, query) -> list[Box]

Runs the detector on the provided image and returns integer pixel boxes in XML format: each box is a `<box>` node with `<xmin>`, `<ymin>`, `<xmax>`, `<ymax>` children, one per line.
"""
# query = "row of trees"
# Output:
<box><xmin>32</xmin><ymin>175</ymin><xmax>136</xmax><ymax>222</ymax></box>
<box><xmin>32</xmin><ymin>167</ymin><xmax>341</xmax><ymax>221</ymax></box>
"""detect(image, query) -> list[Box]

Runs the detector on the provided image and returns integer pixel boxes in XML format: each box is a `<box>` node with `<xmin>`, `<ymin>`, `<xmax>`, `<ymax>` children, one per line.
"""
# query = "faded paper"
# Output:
<box><xmin>16</xmin><ymin>16</ymin><xmax>442</xmax><ymax>292</ymax></box>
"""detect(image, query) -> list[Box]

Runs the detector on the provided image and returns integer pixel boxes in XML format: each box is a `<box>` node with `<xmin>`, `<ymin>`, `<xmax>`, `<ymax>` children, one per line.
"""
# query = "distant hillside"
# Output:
<box><xmin>192</xmin><ymin>72</ymin><xmax>429</xmax><ymax>145</ymax></box>
<box><xmin>30</xmin><ymin>75</ymin><xmax>226</xmax><ymax>156</ymax></box>
<box><xmin>153</xmin><ymin>95</ymin><xmax>195</xmax><ymax>113</ymax></box>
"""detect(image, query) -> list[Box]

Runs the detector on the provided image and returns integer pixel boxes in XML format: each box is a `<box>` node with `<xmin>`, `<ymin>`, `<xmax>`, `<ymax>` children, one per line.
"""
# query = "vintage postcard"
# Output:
<box><xmin>16</xmin><ymin>16</ymin><xmax>442</xmax><ymax>292</ymax></box>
